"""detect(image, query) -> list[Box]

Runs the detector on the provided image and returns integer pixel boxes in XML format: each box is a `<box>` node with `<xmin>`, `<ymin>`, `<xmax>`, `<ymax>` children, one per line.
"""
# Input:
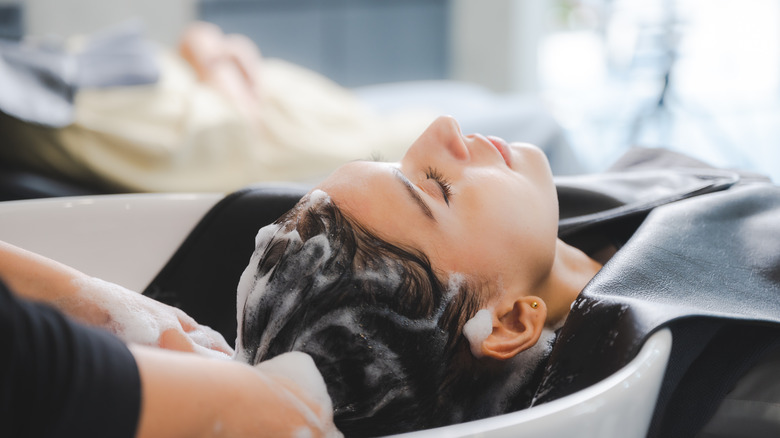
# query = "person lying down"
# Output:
<box><xmin>234</xmin><ymin>116</ymin><xmax>780</xmax><ymax>437</ymax></box>
<box><xmin>234</xmin><ymin>115</ymin><xmax>596</xmax><ymax>432</ymax></box>
<box><xmin>3</xmin><ymin>115</ymin><xmax>780</xmax><ymax>437</ymax></box>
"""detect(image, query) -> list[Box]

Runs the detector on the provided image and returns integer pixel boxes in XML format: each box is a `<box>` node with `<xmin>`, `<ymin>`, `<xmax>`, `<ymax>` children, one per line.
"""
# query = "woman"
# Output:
<box><xmin>232</xmin><ymin>115</ymin><xmax>599</xmax><ymax>433</ymax></box>
<box><xmin>227</xmin><ymin>115</ymin><xmax>780</xmax><ymax>437</ymax></box>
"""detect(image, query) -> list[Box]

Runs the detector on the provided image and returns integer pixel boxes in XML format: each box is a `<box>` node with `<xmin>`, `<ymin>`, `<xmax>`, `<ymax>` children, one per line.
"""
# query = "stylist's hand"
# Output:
<box><xmin>0</xmin><ymin>240</ymin><xmax>233</xmax><ymax>357</ymax></box>
<box><xmin>156</xmin><ymin>307</ymin><xmax>234</xmax><ymax>358</ymax></box>
<box><xmin>254</xmin><ymin>352</ymin><xmax>342</xmax><ymax>438</ymax></box>
<box><xmin>65</xmin><ymin>277</ymin><xmax>234</xmax><ymax>358</ymax></box>
<box><xmin>131</xmin><ymin>347</ymin><xmax>343</xmax><ymax>438</ymax></box>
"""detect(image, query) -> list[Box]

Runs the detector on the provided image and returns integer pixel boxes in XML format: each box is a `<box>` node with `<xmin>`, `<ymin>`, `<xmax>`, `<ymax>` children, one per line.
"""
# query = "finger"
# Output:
<box><xmin>175</xmin><ymin>310</ymin><xmax>199</xmax><ymax>333</ymax></box>
<box><xmin>159</xmin><ymin>328</ymin><xmax>196</xmax><ymax>353</ymax></box>
<box><xmin>192</xmin><ymin>343</ymin><xmax>233</xmax><ymax>360</ymax></box>
<box><xmin>189</xmin><ymin>325</ymin><xmax>234</xmax><ymax>355</ymax></box>
<box><xmin>172</xmin><ymin>309</ymin><xmax>234</xmax><ymax>355</ymax></box>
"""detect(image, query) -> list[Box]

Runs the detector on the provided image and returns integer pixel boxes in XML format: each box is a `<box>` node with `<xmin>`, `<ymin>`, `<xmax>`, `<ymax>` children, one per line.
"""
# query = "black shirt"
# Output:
<box><xmin>0</xmin><ymin>280</ymin><xmax>141</xmax><ymax>438</ymax></box>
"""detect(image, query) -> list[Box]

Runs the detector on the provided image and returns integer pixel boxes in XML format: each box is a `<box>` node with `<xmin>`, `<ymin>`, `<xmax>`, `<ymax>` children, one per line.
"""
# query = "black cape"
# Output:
<box><xmin>537</xmin><ymin>148</ymin><xmax>780</xmax><ymax>437</ymax></box>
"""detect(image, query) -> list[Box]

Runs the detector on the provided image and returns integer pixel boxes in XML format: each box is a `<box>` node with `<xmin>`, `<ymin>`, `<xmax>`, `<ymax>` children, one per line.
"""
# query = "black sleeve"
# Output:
<box><xmin>0</xmin><ymin>280</ymin><xmax>141</xmax><ymax>438</ymax></box>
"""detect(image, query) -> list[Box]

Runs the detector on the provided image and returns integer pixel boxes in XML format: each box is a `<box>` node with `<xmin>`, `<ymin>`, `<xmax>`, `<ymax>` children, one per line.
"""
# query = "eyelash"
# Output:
<box><xmin>425</xmin><ymin>167</ymin><xmax>453</xmax><ymax>205</ymax></box>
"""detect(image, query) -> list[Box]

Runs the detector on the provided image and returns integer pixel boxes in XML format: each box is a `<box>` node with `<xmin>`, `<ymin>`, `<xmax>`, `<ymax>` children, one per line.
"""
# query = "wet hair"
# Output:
<box><xmin>235</xmin><ymin>191</ymin><xmax>542</xmax><ymax>436</ymax></box>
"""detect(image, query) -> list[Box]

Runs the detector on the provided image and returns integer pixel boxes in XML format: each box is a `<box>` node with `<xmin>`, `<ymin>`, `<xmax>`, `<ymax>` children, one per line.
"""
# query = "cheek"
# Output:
<box><xmin>479</xmin><ymin>181</ymin><xmax>558</xmax><ymax>275</ymax></box>
<box><xmin>434</xmin><ymin>205</ymin><xmax>530</xmax><ymax>275</ymax></box>
<box><xmin>434</xmin><ymin>171</ymin><xmax>558</xmax><ymax>274</ymax></box>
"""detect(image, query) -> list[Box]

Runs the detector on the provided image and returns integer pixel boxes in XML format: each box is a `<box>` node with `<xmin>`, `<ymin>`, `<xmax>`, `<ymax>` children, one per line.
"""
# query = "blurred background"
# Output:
<box><xmin>1</xmin><ymin>0</ymin><xmax>778</xmax><ymax>184</ymax></box>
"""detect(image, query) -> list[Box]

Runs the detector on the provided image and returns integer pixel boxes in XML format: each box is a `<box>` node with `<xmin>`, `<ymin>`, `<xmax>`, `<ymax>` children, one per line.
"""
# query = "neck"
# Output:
<box><xmin>541</xmin><ymin>239</ymin><xmax>603</xmax><ymax>327</ymax></box>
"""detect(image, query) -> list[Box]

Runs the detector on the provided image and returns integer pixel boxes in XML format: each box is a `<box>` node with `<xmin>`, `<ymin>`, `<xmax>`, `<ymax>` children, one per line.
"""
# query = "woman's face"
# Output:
<box><xmin>317</xmin><ymin>116</ymin><xmax>559</xmax><ymax>303</ymax></box>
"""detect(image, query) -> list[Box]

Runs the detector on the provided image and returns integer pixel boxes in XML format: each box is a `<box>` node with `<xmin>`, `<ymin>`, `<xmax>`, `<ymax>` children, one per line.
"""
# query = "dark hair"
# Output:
<box><xmin>235</xmin><ymin>192</ymin><xmax>538</xmax><ymax>436</ymax></box>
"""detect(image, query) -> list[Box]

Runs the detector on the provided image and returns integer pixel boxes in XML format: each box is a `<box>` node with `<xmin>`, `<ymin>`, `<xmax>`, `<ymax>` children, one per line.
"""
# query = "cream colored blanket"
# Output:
<box><xmin>3</xmin><ymin>52</ymin><xmax>433</xmax><ymax>192</ymax></box>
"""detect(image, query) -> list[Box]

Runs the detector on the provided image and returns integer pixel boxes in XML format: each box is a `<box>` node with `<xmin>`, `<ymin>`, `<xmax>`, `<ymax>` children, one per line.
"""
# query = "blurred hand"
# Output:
<box><xmin>178</xmin><ymin>21</ymin><xmax>265</xmax><ymax>123</ymax></box>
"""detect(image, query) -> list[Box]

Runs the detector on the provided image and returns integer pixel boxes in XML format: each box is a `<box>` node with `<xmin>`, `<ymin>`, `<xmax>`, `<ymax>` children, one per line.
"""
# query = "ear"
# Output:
<box><xmin>481</xmin><ymin>297</ymin><xmax>547</xmax><ymax>360</ymax></box>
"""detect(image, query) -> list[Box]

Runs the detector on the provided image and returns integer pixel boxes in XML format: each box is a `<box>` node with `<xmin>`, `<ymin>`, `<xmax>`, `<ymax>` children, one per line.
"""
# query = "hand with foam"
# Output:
<box><xmin>254</xmin><ymin>352</ymin><xmax>343</xmax><ymax>438</ymax></box>
<box><xmin>69</xmin><ymin>276</ymin><xmax>234</xmax><ymax>358</ymax></box>
<box><xmin>0</xmin><ymin>240</ymin><xmax>233</xmax><ymax>357</ymax></box>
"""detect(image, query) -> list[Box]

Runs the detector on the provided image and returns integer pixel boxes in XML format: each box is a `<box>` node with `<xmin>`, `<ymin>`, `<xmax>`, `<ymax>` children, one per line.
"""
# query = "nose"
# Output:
<box><xmin>418</xmin><ymin>116</ymin><xmax>470</xmax><ymax>161</ymax></box>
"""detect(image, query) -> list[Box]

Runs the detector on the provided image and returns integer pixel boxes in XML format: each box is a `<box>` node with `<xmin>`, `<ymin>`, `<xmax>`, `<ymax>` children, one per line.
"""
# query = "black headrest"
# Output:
<box><xmin>143</xmin><ymin>185</ymin><xmax>308</xmax><ymax>346</ymax></box>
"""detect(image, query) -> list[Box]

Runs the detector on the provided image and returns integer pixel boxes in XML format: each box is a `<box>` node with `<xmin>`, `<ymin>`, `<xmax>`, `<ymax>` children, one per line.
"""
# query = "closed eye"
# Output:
<box><xmin>392</xmin><ymin>168</ymin><xmax>435</xmax><ymax>221</ymax></box>
<box><xmin>425</xmin><ymin>167</ymin><xmax>452</xmax><ymax>206</ymax></box>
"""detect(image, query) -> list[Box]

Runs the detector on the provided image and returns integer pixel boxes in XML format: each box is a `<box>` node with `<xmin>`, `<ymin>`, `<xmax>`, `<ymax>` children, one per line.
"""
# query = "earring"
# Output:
<box><xmin>531</xmin><ymin>301</ymin><xmax>539</xmax><ymax>309</ymax></box>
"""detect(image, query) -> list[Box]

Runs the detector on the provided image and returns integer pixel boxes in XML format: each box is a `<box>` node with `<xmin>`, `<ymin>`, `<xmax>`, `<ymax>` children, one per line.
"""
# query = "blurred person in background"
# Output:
<box><xmin>0</xmin><ymin>21</ymin><xmax>575</xmax><ymax>195</ymax></box>
<box><xmin>0</xmin><ymin>21</ymin><xmax>431</xmax><ymax>193</ymax></box>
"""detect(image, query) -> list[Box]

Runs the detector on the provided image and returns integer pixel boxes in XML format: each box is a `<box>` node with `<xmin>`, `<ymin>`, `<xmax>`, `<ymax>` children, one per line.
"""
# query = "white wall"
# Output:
<box><xmin>450</xmin><ymin>0</ymin><xmax>547</xmax><ymax>93</ymax></box>
<box><xmin>23</xmin><ymin>0</ymin><xmax>196</xmax><ymax>46</ymax></box>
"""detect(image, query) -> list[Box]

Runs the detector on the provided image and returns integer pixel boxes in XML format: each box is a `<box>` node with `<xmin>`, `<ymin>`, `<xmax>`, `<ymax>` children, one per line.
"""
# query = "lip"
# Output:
<box><xmin>487</xmin><ymin>136</ymin><xmax>512</xmax><ymax>167</ymax></box>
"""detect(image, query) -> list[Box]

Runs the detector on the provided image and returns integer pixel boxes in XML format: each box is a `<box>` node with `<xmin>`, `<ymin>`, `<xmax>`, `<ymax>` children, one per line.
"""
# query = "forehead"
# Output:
<box><xmin>318</xmin><ymin>161</ymin><xmax>384</xmax><ymax>206</ymax></box>
<box><xmin>317</xmin><ymin>161</ymin><xmax>429</xmax><ymax>251</ymax></box>
<box><xmin>318</xmin><ymin>162</ymin><xmax>396</xmax><ymax>228</ymax></box>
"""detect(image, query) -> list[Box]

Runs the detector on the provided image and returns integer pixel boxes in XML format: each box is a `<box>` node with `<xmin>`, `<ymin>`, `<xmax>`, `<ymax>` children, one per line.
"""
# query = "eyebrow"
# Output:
<box><xmin>392</xmin><ymin>168</ymin><xmax>436</xmax><ymax>221</ymax></box>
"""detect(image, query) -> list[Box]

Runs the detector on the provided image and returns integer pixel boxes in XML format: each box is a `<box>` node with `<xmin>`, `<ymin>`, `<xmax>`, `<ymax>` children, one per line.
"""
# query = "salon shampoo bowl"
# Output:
<box><xmin>0</xmin><ymin>193</ymin><xmax>672</xmax><ymax>438</ymax></box>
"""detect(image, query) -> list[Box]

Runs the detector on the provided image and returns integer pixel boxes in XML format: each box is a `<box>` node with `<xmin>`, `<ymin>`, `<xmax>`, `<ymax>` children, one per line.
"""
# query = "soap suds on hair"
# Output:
<box><xmin>237</xmin><ymin>189</ymin><xmax>334</xmax><ymax>356</ymax></box>
<box><xmin>463</xmin><ymin>309</ymin><xmax>493</xmax><ymax>358</ymax></box>
<box><xmin>446</xmin><ymin>273</ymin><xmax>465</xmax><ymax>298</ymax></box>
<box><xmin>253</xmin><ymin>221</ymin><xmax>283</xmax><ymax>248</ymax></box>
<box><xmin>236</xmin><ymin>219</ymin><xmax>339</xmax><ymax>364</ymax></box>
<box><xmin>305</xmin><ymin>189</ymin><xmax>331</xmax><ymax>207</ymax></box>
